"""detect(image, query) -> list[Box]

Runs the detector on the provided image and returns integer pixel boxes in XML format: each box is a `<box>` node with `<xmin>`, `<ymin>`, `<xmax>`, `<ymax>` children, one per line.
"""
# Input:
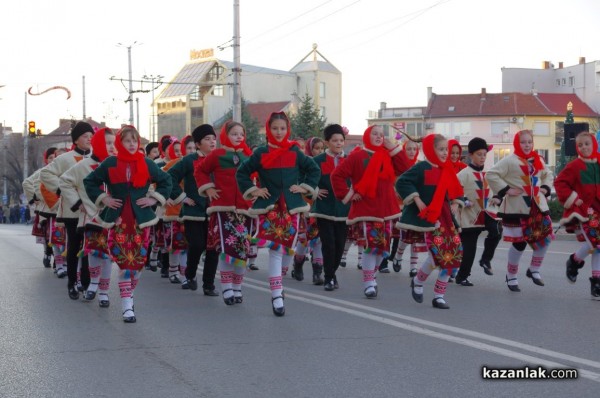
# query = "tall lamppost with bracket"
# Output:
<box><xmin>116</xmin><ymin>41</ymin><xmax>142</xmax><ymax>126</ymax></box>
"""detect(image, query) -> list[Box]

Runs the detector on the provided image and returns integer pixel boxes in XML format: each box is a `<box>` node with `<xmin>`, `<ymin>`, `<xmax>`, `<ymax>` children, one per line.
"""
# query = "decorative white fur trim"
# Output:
<box><xmin>345</xmin><ymin>216</ymin><xmax>385</xmax><ymax>225</ymax></box>
<box><xmin>395</xmin><ymin>221</ymin><xmax>436</xmax><ymax>232</ymax></box>
<box><xmin>148</xmin><ymin>191</ymin><xmax>167</xmax><ymax>206</ymax></box>
<box><xmin>564</xmin><ymin>191</ymin><xmax>578</xmax><ymax>209</ymax></box>
<box><xmin>180</xmin><ymin>215</ymin><xmax>206</xmax><ymax>221</ymax></box>
<box><xmin>453</xmin><ymin>198</ymin><xmax>466</xmax><ymax>208</ymax></box>
<box><xmin>197</xmin><ymin>182</ymin><xmax>216</xmax><ymax>197</ymax></box>
<box><xmin>559</xmin><ymin>212</ymin><xmax>588</xmax><ymax>226</ymax></box>
<box><xmin>389</xmin><ymin>145</ymin><xmax>402</xmax><ymax>157</ymax></box>
<box><xmin>139</xmin><ymin>216</ymin><xmax>159</xmax><ymax>229</ymax></box>
<box><xmin>173</xmin><ymin>191</ymin><xmax>186</xmax><ymax>205</ymax></box>
<box><xmin>248</xmin><ymin>204</ymin><xmax>275</xmax><ymax>216</ymax></box>
<box><xmin>402</xmin><ymin>192</ymin><xmax>419</xmax><ymax>205</ymax></box>
<box><xmin>341</xmin><ymin>188</ymin><xmax>354</xmax><ymax>205</ymax></box>
<box><xmin>94</xmin><ymin>193</ymin><xmax>108</xmax><ymax>208</ymax></box>
<box><xmin>309</xmin><ymin>212</ymin><xmax>348</xmax><ymax>222</ymax></box>
<box><xmin>242</xmin><ymin>186</ymin><xmax>259</xmax><ymax>201</ymax></box>
<box><xmin>289</xmin><ymin>204</ymin><xmax>311</xmax><ymax>215</ymax></box>
<box><xmin>300</xmin><ymin>183</ymin><xmax>317</xmax><ymax>199</ymax></box>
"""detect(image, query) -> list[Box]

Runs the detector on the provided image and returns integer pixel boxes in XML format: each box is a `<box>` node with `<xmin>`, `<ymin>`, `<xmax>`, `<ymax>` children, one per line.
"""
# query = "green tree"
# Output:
<box><xmin>289</xmin><ymin>93</ymin><xmax>327</xmax><ymax>140</ymax></box>
<box><xmin>556</xmin><ymin>102</ymin><xmax>575</xmax><ymax>175</ymax></box>
<box><xmin>217</xmin><ymin>98</ymin><xmax>263</xmax><ymax>147</ymax></box>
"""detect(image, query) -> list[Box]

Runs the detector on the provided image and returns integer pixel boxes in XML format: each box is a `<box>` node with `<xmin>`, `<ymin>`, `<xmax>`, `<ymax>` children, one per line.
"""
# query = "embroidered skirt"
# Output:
<box><xmin>424</xmin><ymin>205</ymin><xmax>462</xmax><ymax>270</ymax></box>
<box><xmin>49</xmin><ymin>217</ymin><xmax>66</xmax><ymax>254</ymax></box>
<box><xmin>256</xmin><ymin>197</ymin><xmax>300</xmax><ymax>255</ymax></box>
<box><xmin>208</xmin><ymin>211</ymin><xmax>255</xmax><ymax>266</ymax></box>
<box><xmin>83</xmin><ymin>227</ymin><xmax>110</xmax><ymax>259</ymax></box>
<box><xmin>400</xmin><ymin>229</ymin><xmax>428</xmax><ymax>253</ymax></box>
<box><xmin>107</xmin><ymin>200</ymin><xmax>150</xmax><ymax>271</ymax></box>
<box><xmin>502</xmin><ymin>203</ymin><xmax>553</xmax><ymax>249</ymax></box>
<box><xmin>168</xmin><ymin>221</ymin><xmax>188</xmax><ymax>255</ymax></box>
<box><xmin>355</xmin><ymin>220</ymin><xmax>392</xmax><ymax>256</ymax></box>
<box><xmin>152</xmin><ymin>220</ymin><xmax>167</xmax><ymax>248</ymax></box>
<box><xmin>577</xmin><ymin>207</ymin><xmax>600</xmax><ymax>250</ymax></box>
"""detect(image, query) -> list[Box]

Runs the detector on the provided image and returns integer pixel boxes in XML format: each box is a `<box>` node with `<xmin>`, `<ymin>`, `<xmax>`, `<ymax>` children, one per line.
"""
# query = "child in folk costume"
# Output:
<box><xmin>40</xmin><ymin>121</ymin><xmax>94</xmax><ymax>300</ymax></box>
<box><xmin>392</xmin><ymin>140</ymin><xmax>426</xmax><ymax>276</ymax></box>
<box><xmin>380</xmin><ymin>140</ymin><xmax>421</xmax><ymax>274</ymax></box>
<box><xmin>453</xmin><ymin>137</ymin><xmax>502</xmax><ymax>286</ymax></box>
<box><xmin>195</xmin><ymin>121</ymin><xmax>255</xmax><ymax>305</ymax></box>
<box><xmin>23</xmin><ymin>147</ymin><xmax>58</xmax><ymax>269</ymax></box>
<box><xmin>309</xmin><ymin>125</ymin><xmax>351</xmax><ymax>291</ymax></box>
<box><xmin>162</xmin><ymin>139</ymin><xmax>189</xmax><ymax>284</ymax></box>
<box><xmin>396</xmin><ymin>134</ymin><xmax>464</xmax><ymax>309</ymax></box>
<box><xmin>59</xmin><ymin>128</ymin><xmax>116</xmax><ymax>307</ymax></box>
<box><xmin>331</xmin><ymin>125</ymin><xmax>411</xmax><ymax>298</ymax></box>
<box><xmin>84</xmin><ymin>126</ymin><xmax>172</xmax><ymax>323</ymax></box>
<box><xmin>167</xmin><ymin>125</ymin><xmax>219</xmax><ymax>295</ymax></box>
<box><xmin>292</xmin><ymin>136</ymin><xmax>325</xmax><ymax>284</ymax></box>
<box><xmin>145</xmin><ymin>142</ymin><xmax>160</xmax><ymax>161</ymax></box>
<box><xmin>182</xmin><ymin>135</ymin><xmax>195</xmax><ymax>155</ymax></box>
<box><xmin>554</xmin><ymin>131</ymin><xmax>600</xmax><ymax>298</ymax></box>
<box><xmin>486</xmin><ymin>130</ymin><xmax>554</xmax><ymax>292</ymax></box>
<box><xmin>236</xmin><ymin>112</ymin><xmax>320</xmax><ymax>316</ymax></box>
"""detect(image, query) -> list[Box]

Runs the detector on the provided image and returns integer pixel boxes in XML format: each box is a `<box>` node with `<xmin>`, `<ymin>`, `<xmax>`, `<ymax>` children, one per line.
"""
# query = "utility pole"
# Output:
<box><xmin>117</xmin><ymin>42</ymin><xmax>140</xmax><ymax>125</ymax></box>
<box><xmin>143</xmin><ymin>74</ymin><xmax>163</xmax><ymax>141</ymax></box>
<box><xmin>136</xmin><ymin>98</ymin><xmax>140</xmax><ymax>130</ymax></box>
<box><xmin>82</xmin><ymin>75</ymin><xmax>86</xmax><ymax>119</ymax></box>
<box><xmin>23</xmin><ymin>91</ymin><xmax>28</xmax><ymax>180</ymax></box>
<box><xmin>232</xmin><ymin>0</ymin><xmax>242</xmax><ymax>123</ymax></box>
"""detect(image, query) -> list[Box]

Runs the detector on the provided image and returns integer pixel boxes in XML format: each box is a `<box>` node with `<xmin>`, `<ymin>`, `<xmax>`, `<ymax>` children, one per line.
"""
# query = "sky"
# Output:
<box><xmin>1</xmin><ymin>0</ymin><xmax>599</xmax><ymax>140</ymax></box>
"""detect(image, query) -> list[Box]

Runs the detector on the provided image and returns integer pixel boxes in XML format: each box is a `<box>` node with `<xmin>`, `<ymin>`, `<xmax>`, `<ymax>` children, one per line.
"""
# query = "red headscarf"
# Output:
<box><xmin>114</xmin><ymin>126</ymin><xmax>150</xmax><ymax>188</ymax></box>
<box><xmin>220</xmin><ymin>121</ymin><xmax>252</xmax><ymax>156</ymax></box>
<box><xmin>43</xmin><ymin>148</ymin><xmax>57</xmax><ymax>165</ymax></box>
<box><xmin>354</xmin><ymin>126</ymin><xmax>395</xmax><ymax>199</ymax></box>
<box><xmin>403</xmin><ymin>140</ymin><xmax>420</xmax><ymax>166</ymax></box>
<box><xmin>182</xmin><ymin>135</ymin><xmax>194</xmax><ymax>151</ymax></box>
<box><xmin>90</xmin><ymin>128</ymin><xmax>113</xmax><ymax>162</ymax></box>
<box><xmin>304</xmin><ymin>137</ymin><xmax>323</xmax><ymax>157</ymax></box>
<box><xmin>512</xmin><ymin>130</ymin><xmax>544</xmax><ymax>173</ymax></box>
<box><xmin>419</xmin><ymin>134</ymin><xmax>464</xmax><ymax>223</ymax></box>
<box><xmin>448</xmin><ymin>139</ymin><xmax>467</xmax><ymax>173</ymax></box>
<box><xmin>167</xmin><ymin>140</ymin><xmax>181</xmax><ymax>160</ymax></box>
<box><xmin>261</xmin><ymin>112</ymin><xmax>298</xmax><ymax>168</ymax></box>
<box><xmin>575</xmin><ymin>132</ymin><xmax>599</xmax><ymax>160</ymax></box>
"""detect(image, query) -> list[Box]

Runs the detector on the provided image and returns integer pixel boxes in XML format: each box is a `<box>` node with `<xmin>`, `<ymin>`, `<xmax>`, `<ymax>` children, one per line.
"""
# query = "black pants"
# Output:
<box><xmin>316</xmin><ymin>218</ymin><xmax>348</xmax><ymax>283</ymax></box>
<box><xmin>456</xmin><ymin>214</ymin><xmax>502</xmax><ymax>280</ymax></box>
<box><xmin>63</xmin><ymin>219</ymin><xmax>89</xmax><ymax>289</ymax></box>
<box><xmin>184</xmin><ymin>219</ymin><xmax>218</xmax><ymax>290</ymax></box>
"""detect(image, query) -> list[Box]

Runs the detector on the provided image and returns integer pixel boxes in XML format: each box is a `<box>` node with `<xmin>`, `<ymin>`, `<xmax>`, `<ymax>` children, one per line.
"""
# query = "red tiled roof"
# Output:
<box><xmin>246</xmin><ymin>101</ymin><xmax>290</xmax><ymax>124</ymax></box>
<box><xmin>46</xmin><ymin>118</ymin><xmax>120</xmax><ymax>136</ymax></box>
<box><xmin>426</xmin><ymin>92</ymin><xmax>599</xmax><ymax>118</ymax></box>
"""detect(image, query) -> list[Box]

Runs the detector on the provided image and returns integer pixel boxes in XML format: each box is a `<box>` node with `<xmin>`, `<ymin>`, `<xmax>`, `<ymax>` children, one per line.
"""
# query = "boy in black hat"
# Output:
<box><xmin>453</xmin><ymin>137</ymin><xmax>502</xmax><ymax>286</ymax></box>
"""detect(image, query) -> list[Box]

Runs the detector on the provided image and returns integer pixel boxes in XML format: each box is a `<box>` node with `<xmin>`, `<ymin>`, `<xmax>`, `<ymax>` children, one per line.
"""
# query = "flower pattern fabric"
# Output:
<box><xmin>107</xmin><ymin>198</ymin><xmax>150</xmax><ymax>270</ymax></box>
<box><xmin>424</xmin><ymin>205</ymin><xmax>462</xmax><ymax>269</ymax></box>
<box><xmin>257</xmin><ymin>197</ymin><xmax>299</xmax><ymax>254</ymax></box>
<box><xmin>208</xmin><ymin>211</ymin><xmax>254</xmax><ymax>266</ymax></box>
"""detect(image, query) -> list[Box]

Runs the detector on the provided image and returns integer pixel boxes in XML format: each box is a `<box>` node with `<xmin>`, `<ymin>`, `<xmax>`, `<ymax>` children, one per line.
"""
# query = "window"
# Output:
<box><xmin>493</xmin><ymin>148</ymin><xmax>511</xmax><ymax>164</ymax></box>
<box><xmin>406</xmin><ymin>122</ymin><xmax>424</xmax><ymax>137</ymax></box>
<box><xmin>556</xmin><ymin>79</ymin><xmax>561</xmax><ymax>87</ymax></box>
<box><xmin>191</xmin><ymin>107</ymin><xmax>203</xmax><ymax>119</ymax></box>
<box><xmin>190</xmin><ymin>86</ymin><xmax>200</xmax><ymax>101</ymax></box>
<box><xmin>569</xmin><ymin>76</ymin><xmax>575</xmax><ymax>87</ymax></box>
<box><xmin>533</xmin><ymin>121</ymin><xmax>550</xmax><ymax>136</ymax></box>
<box><xmin>434</xmin><ymin>121</ymin><xmax>471</xmax><ymax>137</ymax></box>
<box><xmin>320</xmin><ymin>106</ymin><xmax>326</xmax><ymax>118</ymax></box>
<box><xmin>212</xmin><ymin>85</ymin><xmax>224</xmax><ymax>96</ymax></box>
<box><xmin>491</xmin><ymin>121</ymin><xmax>510</xmax><ymax>137</ymax></box>
<box><xmin>208</xmin><ymin>65</ymin><xmax>224</xmax><ymax>81</ymax></box>
<box><xmin>319</xmin><ymin>82</ymin><xmax>326</xmax><ymax>99</ymax></box>
<box><xmin>562</xmin><ymin>78</ymin><xmax>566</xmax><ymax>85</ymax></box>
<box><xmin>537</xmin><ymin>149</ymin><xmax>549</xmax><ymax>164</ymax></box>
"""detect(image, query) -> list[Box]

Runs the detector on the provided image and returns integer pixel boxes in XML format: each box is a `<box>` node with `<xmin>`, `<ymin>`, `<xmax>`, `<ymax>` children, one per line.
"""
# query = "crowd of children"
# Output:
<box><xmin>22</xmin><ymin>115</ymin><xmax>600</xmax><ymax>322</ymax></box>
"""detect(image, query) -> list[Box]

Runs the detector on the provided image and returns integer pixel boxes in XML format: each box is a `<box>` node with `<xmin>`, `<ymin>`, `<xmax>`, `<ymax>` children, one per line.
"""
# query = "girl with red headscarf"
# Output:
<box><xmin>59</xmin><ymin>128</ymin><xmax>116</xmax><ymax>308</ymax></box>
<box><xmin>331</xmin><ymin>125</ymin><xmax>411</xmax><ymax>299</ymax></box>
<box><xmin>236</xmin><ymin>112</ymin><xmax>320</xmax><ymax>316</ymax></box>
<box><xmin>555</xmin><ymin>131</ymin><xmax>600</xmax><ymax>297</ymax></box>
<box><xmin>84</xmin><ymin>126</ymin><xmax>172</xmax><ymax>323</ymax></box>
<box><xmin>195</xmin><ymin>121</ymin><xmax>255</xmax><ymax>305</ymax></box>
<box><xmin>161</xmin><ymin>139</ymin><xmax>189</xmax><ymax>285</ymax></box>
<box><xmin>396</xmin><ymin>134</ymin><xmax>464</xmax><ymax>309</ymax></box>
<box><xmin>487</xmin><ymin>130</ymin><xmax>554</xmax><ymax>292</ymax></box>
<box><xmin>448</xmin><ymin>139</ymin><xmax>467</xmax><ymax>173</ymax></box>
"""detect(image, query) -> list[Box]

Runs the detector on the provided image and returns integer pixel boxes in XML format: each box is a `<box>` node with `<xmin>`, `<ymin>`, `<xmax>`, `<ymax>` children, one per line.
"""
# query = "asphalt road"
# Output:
<box><xmin>0</xmin><ymin>224</ymin><xmax>598</xmax><ymax>398</ymax></box>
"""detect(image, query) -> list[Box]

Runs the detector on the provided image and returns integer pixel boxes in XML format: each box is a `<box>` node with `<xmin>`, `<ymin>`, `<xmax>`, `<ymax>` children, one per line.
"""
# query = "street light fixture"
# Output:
<box><xmin>142</xmin><ymin>74</ymin><xmax>164</xmax><ymax>142</ymax></box>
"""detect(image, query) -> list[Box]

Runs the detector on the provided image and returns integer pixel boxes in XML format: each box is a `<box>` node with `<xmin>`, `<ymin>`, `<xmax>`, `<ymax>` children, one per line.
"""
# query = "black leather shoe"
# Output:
<box><xmin>234</xmin><ymin>290</ymin><xmax>243</xmax><ymax>304</ymax></box>
<box><xmin>333</xmin><ymin>277</ymin><xmax>339</xmax><ymax>289</ymax></box>
<box><xmin>203</xmin><ymin>288</ymin><xmax>219</xmax><ymax>297</ymax></box>
<box><xmin>364</xmin><ymin>286</ymin><xmax>377</xmax><ymax>298</ymax></box>
<box><xmin>506</xmin><ymin>275</ymin><xmax>521</xmax><ymax>292</ymax></box>
<box><xmin>68</xmin><ymin>287</ymin><xmax>79</xmax><ymax>300</ymax></box>
<box><xmin>248</xmin><ymin>264</ymin><xmax>259</xmax><ymax>270</ymax></box>
<box><xmin>182</xmin><ymin>279</ymin><xmax>198</xmax><ymax>291</ymax></box>
<box><xmin>339</xmin><ymin>260</ymin><xmax>346</xmax><ymax>268</ymax></box>
<box><xmin>409</xmin><ymin>268</ymin><xmax>418</xmax><ymax>278</ymax></box>
<box><xmin>457</xmin><ymin>279</ymin><xmax>474</xmax><ymax>287</ymax></box>
<box><xmin>223</xmin><ymin>289</ymin><xmax>235</xmax><ymax>306</ymax></box>
<box><xmin>410</xmin><ymin>279</ymin><xmax>423</xmax><ymax>303</ymax></box>
<box><xmin>122</xmin><ymin>310</ymin><xmax>136</xmax><ymax>323</ymax></box>
<box><xmin>291</xmin><ymin>262</ymin><xmax>304</xmax><ymax>281</ymax></box>
<box><xmin>43</xmin><ymin>256</ymin><xmax>51</xmax><ymax>268</ymax></box>
<box><xmin>99</xmin><ymin>299</ymin><xmax>110</xmax><ymax>308</ymax></box>
<box><xmin>271</xmin><ymin>296</ymin><xmax>285</xmax><ymax>317</ymax></box>
<box><xmin>324</xmin><ymin>281</ymin><xmax>335</xmax><ymax>291</ymax></box>
<box><xmin>432</xmin><ymin>297</ymin><xmax>450</xmax><ymax>309</ymax></box>
<box><xmin>526</xmin><ymin>269</ymin><xmax>545</xmax><ymax>286</ymax></box>
<box><xmin>392</xmin><ymin>259</ymin><xmax>402</xmax><ymax>272</ymax></box>
<box><xmin>312</xmin><ymin>264</ymin><xmax>324</xmax><ymax>285</ymax></box>
<box><xmin>590</xmin><ymin>277</ymin><xmax>600</xmax><ymax>297</ymax></box>
<box><xmin>566</xmin><ymin>254</ymin><xmax>584</xmax><ymax>283</ymax></box>
<box><xmin>479</xmin><ymin>259</ymin><xmax>493</xmax><ymax>275</ymax></box>
<box><xmin>84</xmin><ymin>290</ymin><xmax>96</xmax><ymax>301</ymax></box>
